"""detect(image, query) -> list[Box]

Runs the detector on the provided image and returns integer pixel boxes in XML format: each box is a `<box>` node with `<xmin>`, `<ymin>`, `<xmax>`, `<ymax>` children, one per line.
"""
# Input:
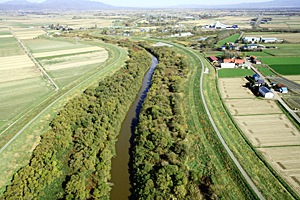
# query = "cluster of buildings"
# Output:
<box><xmin>250</xmin><ymin>56</ymin><xmax>261</xmax><ymax>64</ymax></box>
<box><xmin>243</xmin><ymin>36</ymin><xmax>283</xmax><ymax>43</ymax></box>
<box><xmin>220</xmin><ymin>58</ymin><xmax>247</xmax><ymax>68</ymax></box>
<box><xmin>202</xmin><ymin>21</ymin><xmax>239</xmax><ymax>30</ymax></box>
<box><xmin>170</xmin><ymin>32</ymin><xmax>193</xmax><ymax>37</ymax></box>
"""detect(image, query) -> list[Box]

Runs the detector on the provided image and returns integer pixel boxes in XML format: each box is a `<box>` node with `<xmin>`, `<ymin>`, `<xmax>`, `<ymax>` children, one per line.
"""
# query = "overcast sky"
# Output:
<box><xmin>23</xmin><ymin>0</ymin><xmax>271</xmax><ymax>7</ymax></box>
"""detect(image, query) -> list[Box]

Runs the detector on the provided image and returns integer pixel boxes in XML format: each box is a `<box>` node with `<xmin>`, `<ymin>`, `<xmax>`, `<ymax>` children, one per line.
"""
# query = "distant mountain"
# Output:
<box><xmin>0</xmin><ymin>0</ymin><xmax>117</xmax><ymax>10</ymax></box>
<box><xmin>171</xmin><ymin>0</ymin><xmax>299</xmax><ymax>9</ymax></box>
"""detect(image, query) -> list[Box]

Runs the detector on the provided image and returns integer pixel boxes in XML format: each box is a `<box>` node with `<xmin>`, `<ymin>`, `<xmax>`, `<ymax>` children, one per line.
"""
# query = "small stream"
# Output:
<box><xmin>110</xmin><ymin>54</ymin><xmax>158</xmax><ymax>200</ymax></box>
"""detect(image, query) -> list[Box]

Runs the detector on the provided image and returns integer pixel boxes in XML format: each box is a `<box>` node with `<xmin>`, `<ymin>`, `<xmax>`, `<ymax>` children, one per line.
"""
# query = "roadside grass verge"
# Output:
<box><xmin>200</xmin><ymin>53</ymin><xmax>298</xmax><ymax>199</ymax></box>
<box><xmin>218</xmin><ymin>68</ymin><xmax>254</xmax><ymax>78</ymax></box>
<box><xmin>0</xmin><ymin>39</ymin><xmax>127</xmax><ymax>198</ymax></box>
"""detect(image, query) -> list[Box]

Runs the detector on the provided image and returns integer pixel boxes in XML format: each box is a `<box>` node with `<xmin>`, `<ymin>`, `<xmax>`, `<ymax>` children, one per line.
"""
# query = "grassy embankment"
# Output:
<box><xmin>0</xmin><ymin>37</ymin><xmax>127</xmax><ymax>197</ymax></box>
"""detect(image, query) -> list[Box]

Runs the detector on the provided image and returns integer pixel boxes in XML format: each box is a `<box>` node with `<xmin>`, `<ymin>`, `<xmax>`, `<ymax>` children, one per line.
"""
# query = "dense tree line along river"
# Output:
<box><xmin>110</xmin><ymin>54</ymin><xmax>158</xmax><ymax>199</ymax></box>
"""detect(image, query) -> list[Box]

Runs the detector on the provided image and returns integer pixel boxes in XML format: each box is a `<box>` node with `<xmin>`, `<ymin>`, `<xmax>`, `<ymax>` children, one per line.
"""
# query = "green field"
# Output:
<box><xmin>259</xmin><ymin>57</ymin><xmax>300</xmax><ymax>75</ymax></box>
<box><xmin>206</xmin><ymin>51</ymin><xmax>223</xmax><ymax>58</ymax></box>
<box><xmin>217</xmin><ymin>34</ymin><xmax>240</xmax><ymax>47</ymax></box>
<box><xmin>255</xmin><ymin>66</ymin><xmax>275</xmax><ymax>76</ymax></box>
<box><xmin>218</xmin><ymin>68</ymin><xmax>254</xmax><ymax>78</ymax></box>
<box><xmin>247</xmin><ymin>51</ymin><xmax>271</xmax><ymax>57</ymax></box>
<box><xmin>0</xmin><ymin>37</ymin><xmax>24</xmax><ymax>57</ymax></box>
<box><xmin>264</xmin><ymin>44</ymin><xmax>300</xmax><ymax>56</ymax></box>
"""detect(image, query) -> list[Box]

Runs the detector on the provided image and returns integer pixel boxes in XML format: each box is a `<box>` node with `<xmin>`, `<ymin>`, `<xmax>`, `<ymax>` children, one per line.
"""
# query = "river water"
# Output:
<box><xmin>110</xmin><ymin>54</ymin><xmax>158</xmax><ymax>200</ymax></box>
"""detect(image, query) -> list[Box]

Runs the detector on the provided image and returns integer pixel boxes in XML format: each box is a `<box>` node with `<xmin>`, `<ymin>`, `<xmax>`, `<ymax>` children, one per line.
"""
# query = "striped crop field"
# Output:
<box><xmin>12</xmin><ymin>28</ymin><xmax>46</xmax><ymax>40</ymax></box>
<box><xmin>25</xmin><ymin>39</ymin><xmax>109</xmax><ymax>87</ymax></box>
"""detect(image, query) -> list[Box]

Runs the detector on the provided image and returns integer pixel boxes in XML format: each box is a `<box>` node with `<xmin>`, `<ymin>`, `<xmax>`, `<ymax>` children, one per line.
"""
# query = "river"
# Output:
<box><xmin>110</xmin><ymin>54</ymin><xmax>158</xmax><ymax>200</ymax></box>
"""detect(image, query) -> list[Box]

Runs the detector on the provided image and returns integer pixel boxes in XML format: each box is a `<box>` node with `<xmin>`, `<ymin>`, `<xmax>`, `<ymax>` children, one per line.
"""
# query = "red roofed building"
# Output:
<box><xmin>223</xmin><ymin>59</ymin><xmax>235</xmax><ymax>63</ymax></box>
<box><xmin>234</xmin><ymin>59</ymin><xmax>246</xmax><ymax>66</ymax></box>
<box><xmin>208</xmin><ymin>55</ymin><xmax>218</xmax><ymax>62</ymax></box>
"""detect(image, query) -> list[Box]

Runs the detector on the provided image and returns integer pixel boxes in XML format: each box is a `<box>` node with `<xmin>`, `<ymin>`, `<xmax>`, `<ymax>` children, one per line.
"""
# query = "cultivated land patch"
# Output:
<box><xmin>284</xmin><ymin>75</ymin><xmax>300</xmax><ymax>84</ymax></box>
<box><xmin>0</xmin><ymin>77</ymin><xmax>51</xmax><ymax>122</ymax></box>
<box><xmin>217</xmin><ymin>34</ymin><xmax>240</xmax><ymax>47</ymax></box>
<box><xmin>264</xmin><ymin>44</ymin><xmax>300</xmax><ymax>57</ymax></box>
<box><xmin>255</xmin><ymin>66</ymin><xmax>275</xmax><ymax>76</ymax></box>
<box><xmin>33</xmin><ymin>46</ymin><xmax>102</xmax><ymax>58</ymax></box>
<box><xmin>218</xmin><ymin>77</ymin><xmax>254</xmax><ymax>98</ymax></box>
<box><xmin>234</xmin><ymin>114</ymin><xmax>300</xmax><ymax>147</ymax></box>
<box><xmin>259</xmin><ymin>57</ymin><xmax>300</xmax><ymax>75</ymax></box>
<box><xmin>218</xmin><ymin>68</ymin><xmax>254</xmax><ymax>78</ymax></box>
<box><xmin>0</xmin><ymin>55</ymin><xmax>41</xmax><ymax>82</ymax></box>
<box><xmin>12</xmin><ymin>28</ymin><xmax>45</xmax><ymax>40</ymax></box>
<box><xmin>258</xmin><ymin>146</ymin><xmax>300</xmax><ymax>196</ymax></box>
<box><xmin>0</xmin><ymin>37</ymin><xmax>25</xmax><ymax>57</ymax></box>
<box><xmin>224</xmin><ymin>98</ymin><xmax>282</xmax><ymax>115</ymax></box>
<box><xmin>218</xmin><ymin>75</ymin><xmax>300</xmax><ymax>196</ymax></box>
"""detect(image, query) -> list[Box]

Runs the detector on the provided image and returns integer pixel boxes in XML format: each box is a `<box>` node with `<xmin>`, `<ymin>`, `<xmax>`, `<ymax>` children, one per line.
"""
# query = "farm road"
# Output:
<box><xmin>0</xmin><ymin>44</ymin><xmax>125</xmax><ymax>155</ymax></box>
<box><xmin>150</xmin><ymin>39</ymin><xmax>266</xmax><ymax>200</ymax></box>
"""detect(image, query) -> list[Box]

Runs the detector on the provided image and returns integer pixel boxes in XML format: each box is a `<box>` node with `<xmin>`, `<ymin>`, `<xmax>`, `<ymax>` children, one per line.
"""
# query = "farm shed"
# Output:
<box><xmin>259</xmin><ymin>86</ymin><xmax>274</xmax><ymax>98</ymax></box>
<box><xmin>253</xmin><ymin>74</ymin><xmax>260</xmax><ymax>80</ymax></box>
<box><xmin>279</xmin><ymin>87</ymin><xmax>288</xmax><ymax>93</ymax></box>
<box><xmin>208</xmin><ymin>55</ymin><xmax>218</xmax><ymax>62</ymax></box>
<box><xmin>254</xmin><ymin>60</ymin><xmax>261</xmax><ymax>64</ymax></box>
<box><xmin>221</xmin><ymin>63</ymin><xmax>236</xmax><ymax>68</ymax></box>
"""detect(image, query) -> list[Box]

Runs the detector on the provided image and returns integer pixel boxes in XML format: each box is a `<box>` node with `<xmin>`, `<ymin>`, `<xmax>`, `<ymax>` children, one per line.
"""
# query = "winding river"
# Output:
<box><xmin>110</xmin><ymin>54</ymin><xmax>158</xmax><ymax>200</ymax></box>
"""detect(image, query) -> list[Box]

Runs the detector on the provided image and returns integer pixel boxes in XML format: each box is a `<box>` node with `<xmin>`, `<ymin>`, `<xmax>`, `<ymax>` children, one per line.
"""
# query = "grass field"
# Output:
<box><xmin>0</xmin><ymin>37</ymin><xmax>25</xmax><ymax>57</ymax></box>
<box><xmin>264</xmin><ymin>44</ymin><xmax>300</xmax><ymax>56</ymax></box>
<box><xmin>217</xmin><ymin>34</ymin><xmax>240</xmax><ymax>47</ymax></box>
<box><xmin>247</xmin><ymin>51</ymin><xmax>271</xmax><ymax>57</ymax></box>
<box><xmin>218</xmin><ymin>68</ymin><xmax>254</xmax><ymax>78</ymax></box>
<box><xmin>259</xmin><ymin>57</ymin><xmax>300</xmax><ymax>75</ymax></box>
<box><xmin>255</xmin><ymin>66</ymin><xmax>276</xmax><ymax>76</ymax></box>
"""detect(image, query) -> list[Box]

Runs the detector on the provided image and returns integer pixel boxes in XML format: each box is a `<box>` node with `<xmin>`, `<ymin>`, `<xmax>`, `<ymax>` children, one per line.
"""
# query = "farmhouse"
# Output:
<box><xmin>221</xmin><ymin>63</ymin><xmax>235</xmax><ymax>68</ymax></box>
<box><xmin>243</xmin><ymin>37</ymin><xmax>260</xmax><ymax>43</ymax></box>
<box><xmin>208</xmin><ymin>55</ymin><xmax>218</xmax><ymax>62</ymax></box>
<box><xmin>259</xmin><ymin>86</ymin><xmax>274</xmax><ymax>98</ymax></box>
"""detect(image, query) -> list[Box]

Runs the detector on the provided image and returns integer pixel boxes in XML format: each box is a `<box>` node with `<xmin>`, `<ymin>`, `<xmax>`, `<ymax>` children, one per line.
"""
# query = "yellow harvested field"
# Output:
<box><xmin>260</xmin><ymin>23</ymin><xmax>290</xmax><ymax>29</ymax></box>
<box><xmin>0</xmin><ymin>35</ymin><xmax>13</xmax><ymax>38</ymax></box>
<box><xmin>0</xmin><ymin>55</ymin><xmax>41</xmax><ymax>82</ymax></box>
<box><xmin>234</xmin><ymin>114</ymin><xmax>300</xmax><ymax>147</ymax></box>
<box><xmin>257</xmin><ymin>146</ymin><xmax>300</xmax><ymax>196</ymax></box>
<box><xmin>246</xmin><ymin>33</ymin><xmax>300</xmax><ymax>43</ymax></box>
<box><xmin>224</xmin><ymin>98</ymin><xmax>282</xmax><ymax>115</ymax></box>
<box><xmin>218</xmin><ymin>77</ymin><xmax>254</xmax><ymax>99</ymax></box>
<box><xmin>33</xmin><ymin>46</ymin><xmax>102</xmax><ymax>58</ymax></box>
<box><xmin>284</xmin><ymin>75</ymin><xmax>300</xmax><ymax>81</ymax></box>
<box><xmin>12</xmin><ymin>28</ymin><xmax>45</xmax><ymax>40</ymax></box>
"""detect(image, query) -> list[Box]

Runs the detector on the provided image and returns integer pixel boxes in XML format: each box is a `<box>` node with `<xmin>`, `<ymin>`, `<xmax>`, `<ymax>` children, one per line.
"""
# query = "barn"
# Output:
<box><xmin>259</xmin><ymin>86</ymin><xmax>274</xmax><ymax>98</ymax></box>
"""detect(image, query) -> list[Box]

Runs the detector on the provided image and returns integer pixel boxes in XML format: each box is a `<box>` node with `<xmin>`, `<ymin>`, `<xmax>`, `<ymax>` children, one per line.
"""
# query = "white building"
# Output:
<box><xmin>243</xmin><ymin>37</ymin><xmax>260</xmax><ymax>43</ymax></box>
<box><xmin>259</xmin><ymin>86</ymin><xmax>274</xmax><ymax>98</ymax></box>
<box><xmin>221</xmin><ymin>63</ymin><xmax>236</xmax><ymax>68</ymax></box>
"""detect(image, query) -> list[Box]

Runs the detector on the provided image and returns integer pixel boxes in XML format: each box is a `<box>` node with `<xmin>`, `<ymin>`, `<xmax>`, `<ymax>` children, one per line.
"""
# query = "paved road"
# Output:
<box><xmin>9</xmin><ymin>28</ymin><xmax>59</xmax><ymax>91</ymax></box>
<box><xmin>253</xmin><ymin>10</ymin><xmax>265</xmax><ymax>29</ymax></box>
<box><xmin>0</xmin><ymin>44</ymin><xmax>124</xmax><ymax>155</ymax></box>
<box><xmin>149</xmin><ymin>39</ymin><xmax>266</xmax><ymax>200</ymax></box>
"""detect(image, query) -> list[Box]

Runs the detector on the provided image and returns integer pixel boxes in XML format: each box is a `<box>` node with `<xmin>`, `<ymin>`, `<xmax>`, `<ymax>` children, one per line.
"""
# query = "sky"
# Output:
<box><xmin>23</xmin><ymin>0</ymin><xmax>271</xmax><ymax>7</ymax></box>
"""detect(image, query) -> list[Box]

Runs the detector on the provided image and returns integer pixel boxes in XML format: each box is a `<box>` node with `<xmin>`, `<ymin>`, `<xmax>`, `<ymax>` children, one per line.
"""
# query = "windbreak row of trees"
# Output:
<box><xmin>130</xmin><ymin>46</ymin><xmax>215</xmax><ymax>199</ymax></box>
<box><xmin>3</xmin><ymin>47</ymin><xmax>152</xmax><ymax>199</ymax></box>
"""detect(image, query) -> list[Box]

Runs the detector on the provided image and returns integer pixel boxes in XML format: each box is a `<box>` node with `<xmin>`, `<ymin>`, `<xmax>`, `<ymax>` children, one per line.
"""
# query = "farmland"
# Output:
<box><xmin>218</xmin><ymin>76</ymin><xmax>300</xmax><ymax>197</ymax></box>
<box><xmin>218</xmin><ymin>77</ymin><xmax>254</xmax><ymax>98</ymax></box>
<box><xmin>0</xmin><ymin>28</ymin><xmax>52</xmax><ymax>129</ymax></box>
<box><xmin>264</xmin><ymin>44</ymin><xmax>300</xmax><ymax>56</ymax></box>
<box><xmin>12</xmin><ymin>28</ymin><xmax>46</xmax><ymax>39</ymax></box>
<box><xmin>24</xmin><ymin>39</ymin><xmax>108</xmax><ymax>87</ymax></box>
<box><xmin>259</xmin><ymin>57</ymin><xmax>300</xmax><ymax>75</ymax></box>
<box><xmin>218</xmin><ymin>68</ymin><xmax>254</xmax><ymax>78</ymax></box>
